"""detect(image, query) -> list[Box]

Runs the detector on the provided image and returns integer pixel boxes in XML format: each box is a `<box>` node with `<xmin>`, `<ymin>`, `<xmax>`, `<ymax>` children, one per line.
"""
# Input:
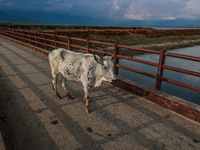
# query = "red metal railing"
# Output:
<box><xmin>0</xmin><ymin>27</ymin><xmax>200</xmax><ymax>94</ymax></box>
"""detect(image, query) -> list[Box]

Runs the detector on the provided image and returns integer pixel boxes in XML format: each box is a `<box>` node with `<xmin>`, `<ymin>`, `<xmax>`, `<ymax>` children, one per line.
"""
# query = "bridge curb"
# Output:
<box><xmin>1</xmin><ymin>34</ymin><xmax>199</xmax><ymax>123</ymax></box>
<box><xmin>114</xmin><ymin>76</ymin><xmax>200</xmax><ymax>123</ymax></box>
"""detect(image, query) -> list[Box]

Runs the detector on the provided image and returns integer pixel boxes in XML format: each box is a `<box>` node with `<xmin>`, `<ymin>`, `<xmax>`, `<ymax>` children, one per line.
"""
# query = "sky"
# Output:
<box><xmin>1</xmin><ymin>0</ymin><xmax>200</xmax><ymax>21</ymax></box>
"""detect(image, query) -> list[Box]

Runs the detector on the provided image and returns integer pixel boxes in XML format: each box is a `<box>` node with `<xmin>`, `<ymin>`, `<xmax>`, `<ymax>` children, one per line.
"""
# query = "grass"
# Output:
<box><xmin>118</xmin><ymin>35</ymin><xmax>200</xmax><ymax>46</ymax></box>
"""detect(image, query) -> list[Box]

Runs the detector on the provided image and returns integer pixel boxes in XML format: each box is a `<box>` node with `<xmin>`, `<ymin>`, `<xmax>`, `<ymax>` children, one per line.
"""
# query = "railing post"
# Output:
<box><xmin>28</xmin><ymin>31</ymin><xmax>31</xmax><ymax>44</ymax></box>
<box><xmin>13</xmin><ymin>29</ymin><xmax>16</xmax><ymax>39</ymax></box>
<box><xmin>16</xmin><ymin>29</ymin><xmax>18</xmax><ymax>40</ymax></box>
<box><xmin>155</xmin><ymin>49</ymin><xmax>167</xmax><ymax>90</ymax></box>
<box><xmin>68</xmin><ymin>36</ymin><xmax>72</xmax><ymax>51</ymax></box>
<box><xmin>22</xmin><ymin>30</ymin><xmax>25</xmax><ymax>43</ymax></box>
<box><xmin>54</xmin><ymin>33</ymin><xmax>57</xmax><ymax>49</ymax></box>
<box><xmin>87</xmin><ymin>39</ymin><xmax>91</xmax><ymax>53</ymax></box>
<box><xmin>114</xmin><ymin>43</ymin><xmax>120</xmax><ymax>75</ymax></box>
<box><xmin>17</xmin><ymin>29</ymin><xmax>21</xmax><ymax>42</ymax></box>
<box><xmin>4</xmin><ymin>28</ymin><xmax>7</xmax><ymax>36</ymax></box>
<box><xmin>35</xmin><ymin>32</ymin><xmax>38</xmax><ymax>47</ymax></box>
<box><xmin>43</xmin><ymin>33</ymin><xmax>47</xmax><ymax>50</ymax></box>
<box><xmin>10</xmin><ymin>28</ymin><xmax>13</xmax><ymax>38</ymax></box>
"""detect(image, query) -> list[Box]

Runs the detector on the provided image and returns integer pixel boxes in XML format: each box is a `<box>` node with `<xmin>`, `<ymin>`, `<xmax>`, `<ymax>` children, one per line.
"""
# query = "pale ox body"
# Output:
<box><xmin>48</xmin><ymin>48</ymin><xmax>116</xmax><ymax>113</ymax></box>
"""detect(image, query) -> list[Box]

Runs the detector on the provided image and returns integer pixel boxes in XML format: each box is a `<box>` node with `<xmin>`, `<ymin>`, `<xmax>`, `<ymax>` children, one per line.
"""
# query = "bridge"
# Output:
<box><xmin>0</xmin><ymin>34</ymin><xmax>200</xmax><ymax>149</ymax></box>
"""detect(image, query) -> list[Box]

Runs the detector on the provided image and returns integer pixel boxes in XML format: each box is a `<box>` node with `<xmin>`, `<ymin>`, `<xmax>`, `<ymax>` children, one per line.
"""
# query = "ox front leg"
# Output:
<box><xmin>83</xmin><ymin>81</ymin><xmax>90</xmax><ymax>113</ymax></box>
<box><xmin>61</xmin><ymin>77</ymin><xmax>73</xmax><ymax>100</ymax></box>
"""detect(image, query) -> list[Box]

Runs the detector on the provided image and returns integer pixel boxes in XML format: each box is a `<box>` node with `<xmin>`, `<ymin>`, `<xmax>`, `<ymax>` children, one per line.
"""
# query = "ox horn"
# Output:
<box><xmin>111</xmin><ymin>53</ymin><xmax>115</xmax><ymax>60</ymax></box>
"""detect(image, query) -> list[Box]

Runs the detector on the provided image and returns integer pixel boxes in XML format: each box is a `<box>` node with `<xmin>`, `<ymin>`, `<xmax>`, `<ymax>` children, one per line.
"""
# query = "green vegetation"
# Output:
<box><xmin>118</xmin><ymin>35</ymin><xmax>200</xmax><ymax>46</ymax></box>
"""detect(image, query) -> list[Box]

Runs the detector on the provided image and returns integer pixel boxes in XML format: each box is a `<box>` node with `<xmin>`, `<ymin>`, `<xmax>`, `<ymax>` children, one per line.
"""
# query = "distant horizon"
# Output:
<box><xmin>1</xmin><ymin>10</ymin><xmax>200</xmax><ymax>28</ymax></box>
<box><xmin>1</xmin><ymin>0</ymin><xmax>200</xmax><ymax>21</ymax></box>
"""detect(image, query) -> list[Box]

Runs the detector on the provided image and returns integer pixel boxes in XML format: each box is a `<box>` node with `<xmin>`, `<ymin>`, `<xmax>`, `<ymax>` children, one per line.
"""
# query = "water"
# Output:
<box><xmin>151</xmin><ymin>27</ymin><xmax>199</xmax><ymax>30</ymax></box>
<box><xmin>119</xmin><ymin>46</ymin><xmax>200</xmax><ymax>105</ymax></box>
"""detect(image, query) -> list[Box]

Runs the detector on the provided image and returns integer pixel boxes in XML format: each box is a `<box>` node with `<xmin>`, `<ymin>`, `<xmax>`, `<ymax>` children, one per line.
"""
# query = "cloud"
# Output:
<box><xmin>43</xmin><ymin>0</ymin><xmax>72</xmax><ymax>13</ymax></box>
<box><xmin>113</xmin><ymin>1</ymin><xmax>120</xmax><ymax>11</ymax></box>
<box><xmin>107</xmin><ymin>0</ymin><xmax>187</xmax><ymax>20</ymax></box>
<box><xmin>182</xmin><ymin>0</ymin><xmax>200</xmax><ymax>19</ymax></box>
<box><xmin>107</xmin><ymin>0</ymin><xmax>122</xmax><ymax>19</ymax></box>
<box><xmin>162</xmin><ymin>16</ymin><xmax>176</xmax><ymax>20</ymax></box>
<box><xmin>0</xmin><ymin>0</ymin><xmax>14</xmax><ymax>7</ymax></box>
<box><xmin>1</xmin><ymin>0</ymin><xmax>200</xmax><ymax>21</ymax></box>
<box><xmin>124</xmin><ymin>1</ymin><xmax>151</xmax><ymax>20</ymax></box>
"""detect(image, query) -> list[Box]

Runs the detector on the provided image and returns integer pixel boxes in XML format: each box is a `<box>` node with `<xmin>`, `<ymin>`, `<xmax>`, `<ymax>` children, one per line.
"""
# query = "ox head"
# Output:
<box><xmin>93</xmin><ymin>54</ymin><xmax>117</xmax><ymax>83</ymax></box>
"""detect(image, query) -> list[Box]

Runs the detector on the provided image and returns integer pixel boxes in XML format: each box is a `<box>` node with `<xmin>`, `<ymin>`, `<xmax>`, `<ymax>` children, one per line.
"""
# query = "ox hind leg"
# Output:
<box><xmin>61</xmin><ymin>76</ymin><xmax>73</xmax><ymax>100</ymax></box>
<box><xmin>51</xmin><ymin>73</ymin><xmax>61</xmax><ymax>99</ymax></box>
<box><xmin>49</xmin><ymin>61</ymin><xmax>61</xmax><ymax>99</ymax></box>
<box><xmin>83</xmin><ymin>81</ymin><xmax>90</xmax><ymax>113</ymax></box>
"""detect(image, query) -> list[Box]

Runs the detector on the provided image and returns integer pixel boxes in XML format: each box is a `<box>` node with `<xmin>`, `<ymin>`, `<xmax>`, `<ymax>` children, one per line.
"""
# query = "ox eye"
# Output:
<box><xmin>103</xmin><ymin>66</ymin><xmax>107</xmax><ymax>69</ymax></box>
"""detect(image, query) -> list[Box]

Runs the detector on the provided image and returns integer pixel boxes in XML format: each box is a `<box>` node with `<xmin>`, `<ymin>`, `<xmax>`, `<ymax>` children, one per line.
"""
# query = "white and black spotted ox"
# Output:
<box><xmin>48</xmin><ymin>48</ymin><xmax>116</xmax><ymax>113</ymax></box>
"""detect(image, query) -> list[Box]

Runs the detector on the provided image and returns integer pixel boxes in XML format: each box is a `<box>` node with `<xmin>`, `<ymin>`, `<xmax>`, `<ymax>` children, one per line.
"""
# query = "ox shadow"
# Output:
<box><xmin>0</xmin><ymin>66</ymin><xmax>59</xmax><ymax>150</ymax></box>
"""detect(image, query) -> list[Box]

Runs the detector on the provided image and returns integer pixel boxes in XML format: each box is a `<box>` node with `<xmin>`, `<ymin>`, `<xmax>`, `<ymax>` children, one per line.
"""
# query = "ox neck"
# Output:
<box><xmin>94</xmin><ymin>64</ymin><xmax>107</xmax><ymax>87</ymax></box>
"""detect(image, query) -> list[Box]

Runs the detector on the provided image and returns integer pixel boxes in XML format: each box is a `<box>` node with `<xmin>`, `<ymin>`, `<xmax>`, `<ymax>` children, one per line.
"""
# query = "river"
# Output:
<box><xmin>151</xmin><ymin>27</ymin><xmax>199</xmax><ymax>30</ymax></box>
<box><xmin>119</xmin><ymin>46</ymin><xmax>200</xmax><ymax>105</ymax></box>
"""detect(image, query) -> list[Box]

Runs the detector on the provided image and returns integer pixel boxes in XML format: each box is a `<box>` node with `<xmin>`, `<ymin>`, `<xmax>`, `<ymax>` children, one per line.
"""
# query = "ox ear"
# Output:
<box><xmin>93</xmin><ymin>54</ymin><xmax>103</xmax><ymax>64</ymax></box>
<box><xmin>104</xmin><ymin>53</ymin><xmax>109</xmax><ymax>57</ymax></box>
<box><xmin>104</xmin><ymin>53</ymin><xmax>114</xmax><ymax>60</ymax></box>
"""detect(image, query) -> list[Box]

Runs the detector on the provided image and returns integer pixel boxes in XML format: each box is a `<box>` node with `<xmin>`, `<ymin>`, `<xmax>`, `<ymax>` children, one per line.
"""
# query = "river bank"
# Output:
<box><xmin>89</xmin><ymin>38</ymin><xmax>200</xmax><ymax>56</ymax></box>
<box><xmin>135</xmin><ymin>39</ymin><xmax>200</xmax><ymax>50</ymax></box>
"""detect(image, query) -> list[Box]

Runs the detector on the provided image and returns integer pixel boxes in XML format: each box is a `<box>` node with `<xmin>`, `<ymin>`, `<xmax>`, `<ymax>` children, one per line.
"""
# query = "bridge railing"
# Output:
<box><xmin>0</xmin><ymin>27</ymin><xmax>200</xmax><ymax>95</ymax></box>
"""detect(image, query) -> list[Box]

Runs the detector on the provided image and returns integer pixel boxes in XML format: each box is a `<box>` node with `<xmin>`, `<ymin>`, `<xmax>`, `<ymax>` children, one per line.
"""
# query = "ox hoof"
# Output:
<box><xmin>86</xmin><ymin>105</ymin><xmax>90</xmax><ymax>113</ymax></box>
<box><xmin>56</xmin><ymin>96</ymin><xmax>61</xmax><ymax>100</ymax></box>
<box><xmin>56</xmin><ymin>93</ymin><xmax>61</xmax><ymax>100</ymax></box>
<box><xmin>67</xmin><ymin>94</ymin><xmax>73</xmax><ymax>100</ymax></box>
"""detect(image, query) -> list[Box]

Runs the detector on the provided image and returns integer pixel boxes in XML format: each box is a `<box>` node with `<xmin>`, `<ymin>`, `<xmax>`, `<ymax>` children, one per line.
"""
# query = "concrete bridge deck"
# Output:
<box><xmin>0</xmin><ymin>37</ymin><xmax>199</xmax><ymax>150</ymax></box>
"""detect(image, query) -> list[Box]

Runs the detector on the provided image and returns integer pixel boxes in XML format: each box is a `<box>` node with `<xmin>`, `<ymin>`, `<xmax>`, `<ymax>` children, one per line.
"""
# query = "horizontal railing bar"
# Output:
<box><xmin>116</xmin><ymin>64</ymin><xmax>157</xmax><ymax>79</ymax></box>
<box><xmin>23</xmin><ymin>38</ymin><xmax>29</xmax><ymax>42</ymax></box>
<box><xmin>46</xmin><ymin>43</ymin><xmax>56</xmax><ymax>49</ymax></box>
<box><xmin>36</xmin><ymin>36</ymin><xmax>44</xmax><ymax>40</ymax></box>
<box><xmin>16</xmin><ymin>36</ymin><xmax>24</xmax><ymax>40</ymax></box>
<box><xmin>45</xmin><ymin>38</ymin><xmax>55</xmax><ymax>43</ymax></box>
<box><xmin>22</xmin><ymin>34</ymin><xmax>29</xmax><ymax>37</ymax></box>
<box><xmin>12</xmin><ymin>32</ymin><xmax>24</xmax><ymax>37</ymax></box>
<box><xmin>70</xmin><ymin>44</ymin><xmax>88</xmax><ymax>50</ymax></box>
<box><xmin>89</xmin><ymin>40</ymin><xmax>115</xmax><ymax>47</ymax></box>
<box><xmin>29</xmin><ymin>31</ymin><xmax>37</xmax><ymax>34</ymax></box>
<box><xmin>8</xmin><ymin>33</ymin><xmax>18</xmax><ymax>38</ymax></box>
<box><xmin>161</xmin><ymin>77</ymin><xmax>200</xmax><ymax>92</ymax></box>
<box><xmin>43</xmin><ymin>33</ymin><xmax>54</xmax><ymax>37</ymax></box>
<box><xmin>89</xmin><ymin>48</ymin><xmax>113</xmax><ymax>56</ymax></box>
<box><xmin>29</xmin><ymin>39</ymin><xmax>37</xmax><ymax>43</ymax></box>
<box><xmin>163</xmin><ymin>65</ymin><xmax>200</xmax><ymax>77</ymax></box>
<box><xmin>56</xmin><ymin>41</ymin><xmax>68</xmax><ymax>46</ymax></box>
<box><xmin>29</xmin><ymin>35</ymin><xmax>37</xmax><ymax>38</ymax></box>
<box><xmin>70</xmin><ymin>37</ymin><xmax>87</xmax><ymax>42</ymax></box>
<box><xmin>37</xmin><ymin>41</ymin><xmax>45</xmax><ymax>46</ymax></box>
<box><xmin>55</xmin><ymin>35</ymin><xmax>69</xmax><ymax>39</ymax></box>
<box><xmin>35</xmin><ymin>32</ymin><xmax>44</xmax><ymax>35</ymax></box>
<box><xmin>117</xmin><ymin>55</ymin><xmax>158</xmax><ymax>67</ymax></box>
<box><xmin>89</xmin><ymin>48</ymin><xmax>108</xmax><ymax>54</ymax></box>
<box><xmin>166</xmin><ymin>52</ymin><xmax>200</xmax><ymax>62</ymax></box>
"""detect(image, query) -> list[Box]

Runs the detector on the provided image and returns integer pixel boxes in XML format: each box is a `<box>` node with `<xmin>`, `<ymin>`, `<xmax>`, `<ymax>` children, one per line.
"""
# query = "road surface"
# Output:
<box><xmin>0</xmin><ymin>37</ymin><xmax>199</xmax><ymax>150</ymax></box>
